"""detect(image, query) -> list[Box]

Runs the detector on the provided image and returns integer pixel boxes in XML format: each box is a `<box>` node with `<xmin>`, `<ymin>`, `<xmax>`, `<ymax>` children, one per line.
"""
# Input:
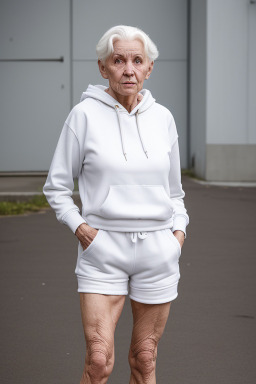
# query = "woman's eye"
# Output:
<box><xmin>115</xmin><ymin>58</ymin><xmax>122</xmax><ymax>63</ymax></box>
<box><xmin>135</xmin><ymin>58</ymin><xmax>142</xmax><ymax>64</ymax></box>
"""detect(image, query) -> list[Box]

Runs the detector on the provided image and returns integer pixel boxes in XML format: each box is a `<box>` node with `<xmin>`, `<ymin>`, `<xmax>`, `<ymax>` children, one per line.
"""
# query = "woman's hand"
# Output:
<box><xmin>75</xmin><ymin>223</ymin><xmax>98</xmax><ymax>251</ymax></box>
<box><xmin>173</xmin><ymin>230</ymin><xmax>185</xmax><ymax>249</ymax></box>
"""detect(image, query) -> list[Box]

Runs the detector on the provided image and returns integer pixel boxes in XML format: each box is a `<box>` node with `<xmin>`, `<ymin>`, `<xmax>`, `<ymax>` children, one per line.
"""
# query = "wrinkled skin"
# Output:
<box><xmin>128</xmin><ymin>299</ymin><xmax>171</xmax><ymax>383</ymax></box>
<box><xmin>98</xmin><ymin>39</ymin><xmax>154</xmax><ymax>113</ymax></box>
<box><xmin>75</xmin><ymin>224</ymin><xmax>98</xmax><ymax>251</ymax></box>
<box><xmin>79</xmin><ymin>293</ymin><xmax>171</xmax><ymax>384</ymax></box>
<box><xmin>79</xmin><ymin>294</ymin><xmax>125</xmax><ymax>383</ymax></box>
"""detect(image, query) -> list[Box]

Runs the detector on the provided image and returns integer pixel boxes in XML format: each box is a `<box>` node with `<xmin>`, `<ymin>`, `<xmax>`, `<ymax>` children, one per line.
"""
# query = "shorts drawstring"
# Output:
<box><xmin>130</xmin><ymin>232</ymin><xmax>148</xmax><ymax>243</ymax></box>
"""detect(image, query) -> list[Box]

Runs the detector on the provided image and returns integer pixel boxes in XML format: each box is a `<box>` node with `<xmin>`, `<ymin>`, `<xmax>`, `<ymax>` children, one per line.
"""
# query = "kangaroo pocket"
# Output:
<box><xmin>98</xmin><ymin>185</ymin><xmax>173</xmax><ymax>221</ymax></box>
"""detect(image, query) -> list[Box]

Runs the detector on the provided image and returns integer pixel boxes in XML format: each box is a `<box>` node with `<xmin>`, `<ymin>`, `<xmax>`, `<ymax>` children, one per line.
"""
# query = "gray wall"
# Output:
<box><xmin>207</xmin><ymin>0</ymin><xmax>252</xmax><ymax>145</ymax></box>
<box><xmin>190</xmin><ymin>0</ymin><xmax>256</xmax><ymax>181</ymax></box>
<box><xmin>0</xmin><ymin>0</ymin><xmax>188</xmax><ymax>172</ymax></box>
<box><xmin>0</xmin><ymin>0</ymin><xmax>71</xmax><ymax>172</ymax></box>
<box><xmin>206</xmin><ymin>0</ymin><xmax>256</xmax><ymax>181</ymax></box>
<box><xmin>189</xmin><ymin>0</ymin><xmax>207</xmax><ymax>179</ymax></box>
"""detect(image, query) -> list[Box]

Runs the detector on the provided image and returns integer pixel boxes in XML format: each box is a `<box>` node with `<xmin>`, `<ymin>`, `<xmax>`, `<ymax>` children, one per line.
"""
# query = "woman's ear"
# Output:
<box><xmin>145</xmin><ymin>61</ymin><xmax>154</xmax><ymax>80</ymax></box>
<box><xmin>98</xmin><ymin>60</ymin><xmax>108</xmax><ymax>79</ymax></box>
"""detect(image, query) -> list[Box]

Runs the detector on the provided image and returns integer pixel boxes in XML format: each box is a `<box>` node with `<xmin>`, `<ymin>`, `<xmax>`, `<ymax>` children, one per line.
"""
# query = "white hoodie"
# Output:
<box><xmin>43</xmin><ymin>84</ymin><xmax>189</xmax><ymax>235</ymax></box>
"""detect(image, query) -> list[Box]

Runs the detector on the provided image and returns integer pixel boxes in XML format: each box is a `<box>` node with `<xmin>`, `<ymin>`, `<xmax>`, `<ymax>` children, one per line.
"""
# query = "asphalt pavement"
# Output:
<box><xmin>0</xmin><ymin>176</ymin><xmax>256</xmax><ymax>384</ymax></box>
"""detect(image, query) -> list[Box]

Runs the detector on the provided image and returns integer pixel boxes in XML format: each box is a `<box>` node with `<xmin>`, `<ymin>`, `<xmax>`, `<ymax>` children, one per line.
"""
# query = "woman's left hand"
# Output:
<box><xmin>173</xmin><ymin>230</ymin><xmax>185</xmax><ymax>249</ymax></box>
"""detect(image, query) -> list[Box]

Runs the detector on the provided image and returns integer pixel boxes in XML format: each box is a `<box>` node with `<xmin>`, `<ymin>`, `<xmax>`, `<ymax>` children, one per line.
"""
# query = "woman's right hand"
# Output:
<box><xmin>75</xmin><ymin>223</ymin><xmax>99</xmax><ymax>251</ymax></box>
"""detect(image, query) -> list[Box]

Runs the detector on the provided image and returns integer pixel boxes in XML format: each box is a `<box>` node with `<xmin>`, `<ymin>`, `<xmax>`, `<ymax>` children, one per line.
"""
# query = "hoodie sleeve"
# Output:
<box><xmin>168</xmin><ymin>115</ymin><xmax>189</xmax><ymax>237</ymax></box>
<box><xmin>43</xmin><ymin>109</ymin><xmax>87</xmax><ymax>234</ymax></box>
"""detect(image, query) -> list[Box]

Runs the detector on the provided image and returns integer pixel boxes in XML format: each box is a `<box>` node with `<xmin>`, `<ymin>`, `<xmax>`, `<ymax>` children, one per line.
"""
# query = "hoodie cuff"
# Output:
<box><xmin>62</xmin><ymin>210</ymin><xmax>87</xmax><ymax>234</ymax></box>
<box><xmin>172</xmin><ymin>216</ymin><xmax>188</xmax><ymax>238</ymax></box>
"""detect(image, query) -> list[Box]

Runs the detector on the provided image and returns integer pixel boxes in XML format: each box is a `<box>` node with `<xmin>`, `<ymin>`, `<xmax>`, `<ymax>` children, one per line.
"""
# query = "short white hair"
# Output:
<box><xmin>96</xmin><ymin>25</ymin><xmax>159</xmax><ymax>63</ymax></box>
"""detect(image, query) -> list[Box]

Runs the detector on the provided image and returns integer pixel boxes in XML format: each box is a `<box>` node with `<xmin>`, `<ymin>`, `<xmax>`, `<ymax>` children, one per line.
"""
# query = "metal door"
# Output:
<box><xmin>0</xmin><ymin>0</ymin><xmax>70</xmax><ymax>171</ymax></box>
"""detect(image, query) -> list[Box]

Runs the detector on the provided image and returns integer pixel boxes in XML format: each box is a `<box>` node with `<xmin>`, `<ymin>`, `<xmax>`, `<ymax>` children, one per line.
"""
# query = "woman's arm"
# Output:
<box><xmin>169</xmin><ymin>138</ymin><xmax>189</xmax><ymax>235</ymax></box>
<box><xmin>168</xmin><ymin>115</ymin><xmax>189</xmax><ymax>245</ymax></box>
<box><xmin>43</xmin><ymin>119</ymin><xmax>86</xmax><ymax>234</ymax></box>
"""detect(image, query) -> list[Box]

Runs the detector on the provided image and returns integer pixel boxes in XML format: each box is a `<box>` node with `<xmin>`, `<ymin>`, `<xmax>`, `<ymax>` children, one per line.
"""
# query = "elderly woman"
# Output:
<box><xmin>43</xmin><ymin>25</ymin><xmax>189</xmax><ymax>384</ymax></box>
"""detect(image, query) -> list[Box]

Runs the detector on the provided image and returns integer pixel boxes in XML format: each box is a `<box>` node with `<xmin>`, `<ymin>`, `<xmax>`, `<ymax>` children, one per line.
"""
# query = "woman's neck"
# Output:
<box><xmin>105</xmin><ymin>88</ymin><xmax>143</xmax><ymax>113</ymax></box>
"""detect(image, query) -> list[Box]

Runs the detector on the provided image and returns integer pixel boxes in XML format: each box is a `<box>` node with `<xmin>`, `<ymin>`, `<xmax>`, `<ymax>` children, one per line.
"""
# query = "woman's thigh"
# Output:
<box><xmin>129</xmin><ymin>299</ymin><xmax>171</xmax><ymax>358</ymax></box>
<box><xmin>80</xmin><ymin>293</ymin><xmax>126</xmax><ymax>355</ymax></box>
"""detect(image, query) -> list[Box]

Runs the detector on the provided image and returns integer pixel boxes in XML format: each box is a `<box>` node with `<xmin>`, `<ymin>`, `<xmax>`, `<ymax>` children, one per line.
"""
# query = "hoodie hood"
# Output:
<box><xmin>80</xmin><ymin>84</ymin><xmax>156</xmax><ymax>160</ymax></box>
<box><xmin>80</xmin><ymin>84</ymin><xmax>155</xmax><ymax>115</ymax></box>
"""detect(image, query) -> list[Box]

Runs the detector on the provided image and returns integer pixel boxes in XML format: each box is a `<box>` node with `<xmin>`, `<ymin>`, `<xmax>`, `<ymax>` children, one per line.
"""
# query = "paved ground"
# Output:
<box><xmin>0</xmin><ymin>176</ymin><xmax>256</xmax><ymax>384</ymax></box>
<box><xmin>0</xmin><ymin>175</ymin><xmax>47</xmax><ymax>193</ymax></box>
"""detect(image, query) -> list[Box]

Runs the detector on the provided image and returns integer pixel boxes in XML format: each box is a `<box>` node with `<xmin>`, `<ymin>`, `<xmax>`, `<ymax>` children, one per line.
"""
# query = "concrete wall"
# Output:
<box><xmin>190</xmin><ymin>0</ymin><xmax>256</xmax><ymax>181</ymax></box>
<box><xmin>206</xmin><ymin>144</ymin><xmax>256</xmax><ymax>181</ymax></box>
<box><xmin>206</xmin><ymin>0</ymin><xmax>256</xmax><ymax>181</ymax></box>
<box><xmin>189</xmin><ymin>0</ymin><xmax>207</xmax><ymax>179</ymax></box>
<box><xmin>206</xmin><ymin>0</ymin><xmax>249</xmax><ymax>145</ymax></box>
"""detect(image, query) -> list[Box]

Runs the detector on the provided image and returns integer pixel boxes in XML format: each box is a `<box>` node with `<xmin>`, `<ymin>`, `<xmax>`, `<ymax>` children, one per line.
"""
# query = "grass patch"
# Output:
<box><xmin>0</xmin><ymin>195</ymin><xmax>49</xmax><ymax>216</ymax></box>
<box><xmin>181</xmin><ymin>168</ymin><xmax>204</xmax><ymax>180</ymax></box>
<box><xmin>74</xmin><ymin>178</ymin><xmax>79</xmax><ymax>191</ymax></box>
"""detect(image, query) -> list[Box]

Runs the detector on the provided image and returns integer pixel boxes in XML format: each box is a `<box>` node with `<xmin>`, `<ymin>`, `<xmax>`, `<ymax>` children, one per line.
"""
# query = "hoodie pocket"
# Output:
<box><xmin>80</xmin><ymin>229</ymin><xmax>102</xmax><ymax>257</ymax></box>
<box><xmin>164</xmin><ymin>229</ymin><xmax>182</xmax><ymax>255</ymax></box>
<box><xmin>99</xmin><ymin>185</ymin><xmax>173</xmax><ymax>220</ymax></box>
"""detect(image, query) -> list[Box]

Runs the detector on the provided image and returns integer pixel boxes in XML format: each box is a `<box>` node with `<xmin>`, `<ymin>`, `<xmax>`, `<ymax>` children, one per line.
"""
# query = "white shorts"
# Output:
<box><xmin>75</xmin><ymin>228</ymin><xmax>182</xmax><ymax>304</ymax></box>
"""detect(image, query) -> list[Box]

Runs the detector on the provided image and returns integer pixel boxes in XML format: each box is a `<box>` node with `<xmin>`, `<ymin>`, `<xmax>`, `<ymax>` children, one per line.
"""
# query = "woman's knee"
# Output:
<box><xmin>128</xmin><ymin>337</ymin><xmax>157</xmax><ymax>381</ymax></box>
<box><xmin>86</xmin><ymin>334</ymin><xmax>114</xmax><ymax>381</ymax></box>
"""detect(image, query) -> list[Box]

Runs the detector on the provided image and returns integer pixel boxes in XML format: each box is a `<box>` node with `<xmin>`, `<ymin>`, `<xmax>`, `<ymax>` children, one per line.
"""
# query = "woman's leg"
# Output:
<box><xmin>128</xmin><ymin>299</ymin><xmax>171</xmax><ymax>384</ymax></box>
<box><xmin>79</xmin><ymin>293</ymin><xmax>126</xmax><ymax>384</ymax></box>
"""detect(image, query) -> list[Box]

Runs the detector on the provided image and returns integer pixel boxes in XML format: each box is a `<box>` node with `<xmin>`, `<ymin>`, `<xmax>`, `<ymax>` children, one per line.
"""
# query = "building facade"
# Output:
<box><xmin>190</xmin><ymin>0</ymin><xmax>256</xmax><ymax>181</ymax></box>
<box><xmin>0</xmin><ymin>0</ymin><xmax>255</xmax><ymax>180</ymax></box>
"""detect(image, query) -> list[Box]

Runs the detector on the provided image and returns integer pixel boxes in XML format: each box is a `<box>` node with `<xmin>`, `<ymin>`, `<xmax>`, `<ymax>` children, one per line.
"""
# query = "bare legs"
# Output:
<box><xmin>79</xmin><ymin>293</ymin><xmax>171</xmax><ymax>383</ymax></box>
<box><xmin>128</xmin><ymin>300</ymin><xmax>171</xmax><ymax>384</ymax></box>
<box><xmin>79</xmin><ymin>293</ymin><xmax>126</xmax><ymax>384</ymax></box>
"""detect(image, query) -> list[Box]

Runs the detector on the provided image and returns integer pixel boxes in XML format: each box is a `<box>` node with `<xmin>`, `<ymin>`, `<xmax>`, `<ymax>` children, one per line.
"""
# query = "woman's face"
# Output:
<box><xmin>98</xmin><ymin>39</ymin><xmax>154</xmax><ymax>98</ymax></box>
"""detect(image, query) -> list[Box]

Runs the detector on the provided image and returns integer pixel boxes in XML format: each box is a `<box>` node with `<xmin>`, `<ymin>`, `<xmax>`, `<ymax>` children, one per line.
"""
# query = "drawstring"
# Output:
<box><xmin>130</xmin><ymin>231</ymin><xmax>148</xmax><ymax>243</ymax></box>
<box><xmin>135</xmin><ymin>110</ymin><xmax>148</xmax><ymax>158</ymax></box>
<box><xmin>115</xmin><ymin>105</ymin><xmax>149</xmax><ymax>161</ymax></box>
<box><xmin>115</xmin><ymin>105</ymin><xmax>127</xmax><ymax>161</ymax></box>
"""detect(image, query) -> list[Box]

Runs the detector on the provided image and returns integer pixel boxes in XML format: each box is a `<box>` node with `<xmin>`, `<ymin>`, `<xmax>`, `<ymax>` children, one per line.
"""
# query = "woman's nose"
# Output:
<box><xmin>124</xmin><ymin>61</ymin><xmax>134</xmax><ymax>76</ymax></box>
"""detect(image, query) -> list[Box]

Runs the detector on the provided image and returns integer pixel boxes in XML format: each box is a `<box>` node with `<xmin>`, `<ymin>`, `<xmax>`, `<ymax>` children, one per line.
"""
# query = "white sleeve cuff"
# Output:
<box><xmin>62</xmin><ymin>209</ymin><xmax>87</xmax><ymax>234</ymax></box>
<box><xmin>172</xmin><ymin>216</ymin><xmax>188</xmax><ymax>238</ymax></box>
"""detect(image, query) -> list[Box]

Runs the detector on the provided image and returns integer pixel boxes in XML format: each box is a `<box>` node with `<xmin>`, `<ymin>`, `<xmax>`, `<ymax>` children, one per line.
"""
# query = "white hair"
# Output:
<box><xmin>96</xmin><ymin>25</ymin><xmax>159</xmax><ymax>63</ymax></box>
